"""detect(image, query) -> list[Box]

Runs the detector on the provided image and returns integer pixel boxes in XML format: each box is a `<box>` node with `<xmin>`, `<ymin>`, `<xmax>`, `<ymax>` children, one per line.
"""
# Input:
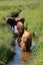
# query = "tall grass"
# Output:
<box><xmin>0</xmin><ymin>24</ymin><xmax>16</xmax><ymax>65</ymax></box>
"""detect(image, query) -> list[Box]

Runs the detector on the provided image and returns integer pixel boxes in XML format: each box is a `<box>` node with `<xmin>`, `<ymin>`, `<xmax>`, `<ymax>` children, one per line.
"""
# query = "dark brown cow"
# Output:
<box><xmin>6</xmin><ymin>17</ymin><xmax>25</xmax><ymax>28</ymax></box>
<box><xmin>17</xmin><ymin>22</ymin><xmax>32</xmax><ymax>51</ymax></box>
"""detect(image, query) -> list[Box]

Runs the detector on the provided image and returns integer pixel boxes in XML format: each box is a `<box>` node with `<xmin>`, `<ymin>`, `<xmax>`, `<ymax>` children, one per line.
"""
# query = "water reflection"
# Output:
<box><xmin>21</xmin><ymin>51</ymin><xmax>33</xmax><ymax>65</ymax></box>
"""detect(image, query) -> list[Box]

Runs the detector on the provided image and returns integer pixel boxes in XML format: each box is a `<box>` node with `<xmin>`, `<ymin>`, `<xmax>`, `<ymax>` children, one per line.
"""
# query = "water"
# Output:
<box><xmin>9</xmin><ymin>39</ymin><xmax>35</xmax><ymax>65</ymax></box>
<box><xmin>9</xmin><ymin>26</ymin><xmax>35</xmax><ymax>65</ymax></box>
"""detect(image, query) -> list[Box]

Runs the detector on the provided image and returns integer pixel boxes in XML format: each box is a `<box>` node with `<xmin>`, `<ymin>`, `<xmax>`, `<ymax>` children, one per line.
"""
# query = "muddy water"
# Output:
<box><xmin>9</xmin><ymin>39</ymin><xmax>35</xmax><ymax>65</ymax></box>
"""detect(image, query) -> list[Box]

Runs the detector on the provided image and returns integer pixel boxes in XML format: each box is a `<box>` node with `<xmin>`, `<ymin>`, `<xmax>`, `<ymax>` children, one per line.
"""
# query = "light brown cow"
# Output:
<box><xmin>21</xmin><ymin>51</ymin><xmax>33</xmax><ymax>63</ymax></box>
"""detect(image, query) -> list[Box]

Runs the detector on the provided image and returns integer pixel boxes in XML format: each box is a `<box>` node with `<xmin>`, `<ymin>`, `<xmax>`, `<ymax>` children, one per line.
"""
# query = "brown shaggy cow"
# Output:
<box><xmin>17</xmin><ymin>22</ymin><xmax>32</xmax><ymax>51</ymax></box>
<box><xmin>18</xmin><ymin>31</ymin><xmax>32</xmax><ymax>51</ymax></box>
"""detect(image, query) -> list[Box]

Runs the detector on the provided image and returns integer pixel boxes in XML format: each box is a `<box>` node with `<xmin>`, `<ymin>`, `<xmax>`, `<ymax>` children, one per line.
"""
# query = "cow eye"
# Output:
<box><xmin>20</xmin><ymin>38</ymin><xmax>22</xmax><ymax>41</ymax></box>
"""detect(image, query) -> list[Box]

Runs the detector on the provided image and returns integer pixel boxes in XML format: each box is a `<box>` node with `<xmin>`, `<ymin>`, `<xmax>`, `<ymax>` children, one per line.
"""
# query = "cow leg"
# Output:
<box><xmin>12</xmin><ymin>26</ymin><xmax>14</xmax><ymax>31</ymax></box>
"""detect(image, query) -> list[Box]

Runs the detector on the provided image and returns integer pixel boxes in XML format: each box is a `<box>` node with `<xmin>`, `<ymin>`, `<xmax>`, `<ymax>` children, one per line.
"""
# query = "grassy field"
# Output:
<box><xmin>0</xmin><ymin>0</ymin><xmax>43</xmax><ymax>65</ymax></box>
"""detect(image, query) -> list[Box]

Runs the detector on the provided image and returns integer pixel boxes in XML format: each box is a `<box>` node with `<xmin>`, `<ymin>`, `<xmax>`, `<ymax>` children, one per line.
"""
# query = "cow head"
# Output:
<box><xmin>17</xmin><ymin>22</ymin><xmax>24</xmax><ymax>35</ymax></box>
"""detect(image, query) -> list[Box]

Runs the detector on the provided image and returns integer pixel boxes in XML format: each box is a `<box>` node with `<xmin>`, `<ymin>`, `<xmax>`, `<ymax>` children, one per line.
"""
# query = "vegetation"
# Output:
<box><xmin>0</xmin><ymin>24</ymin><xmax>16</xmax><ymax>65</ymax></box>
<box><xmin>0</xmin><ymin>0</ymin><xmax>43</xmax><ymax>65</ymax></box>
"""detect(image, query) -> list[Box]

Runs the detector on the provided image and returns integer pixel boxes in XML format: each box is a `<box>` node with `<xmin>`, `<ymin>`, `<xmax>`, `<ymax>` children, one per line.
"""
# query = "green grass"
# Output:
<box><xmin>0</xmin><ymin>0</ymin><xmax>43</xmax><ymax>65</ymax></box>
